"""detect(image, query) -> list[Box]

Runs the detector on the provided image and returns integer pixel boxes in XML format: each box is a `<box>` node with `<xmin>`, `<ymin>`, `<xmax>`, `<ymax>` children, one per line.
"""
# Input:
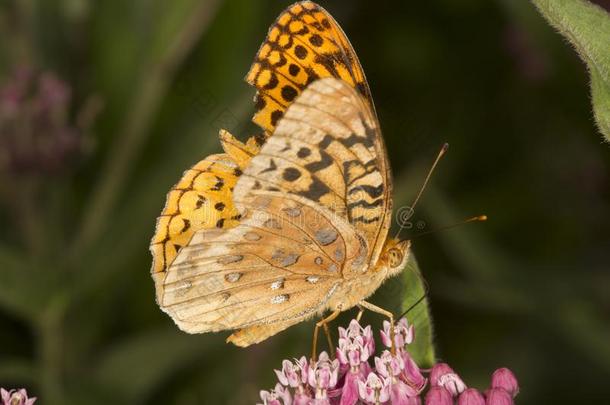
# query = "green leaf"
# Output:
<box><xmin>401</xmin><ymin>255</ymin><xmax>436</xmax><ymax>368</ymax></box>
<box><xmin>532</xmin><ymin>0</ymin><xmax>610</xmax><ymax>141</ymax></box>
<box><xmin>0</xmin><ymin>246</ymin><xmax>56</xmax><ymax>321</ymax></box>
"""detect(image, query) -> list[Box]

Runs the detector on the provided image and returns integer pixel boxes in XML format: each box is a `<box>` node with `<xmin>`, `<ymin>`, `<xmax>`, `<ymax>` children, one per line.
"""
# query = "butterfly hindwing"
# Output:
<box><xmin>154</xmin><ymin>191</ymin><xmax>366</xmax><ymax>336</ymax></box>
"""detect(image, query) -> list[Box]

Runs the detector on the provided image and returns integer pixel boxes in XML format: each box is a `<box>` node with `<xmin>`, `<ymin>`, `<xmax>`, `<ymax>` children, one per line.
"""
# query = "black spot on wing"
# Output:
<box><xmin>297</xmin><ymin>177</ymin><xmax>330</xmax><ymax>202</ymax></box>
<box><xmin>282</xmin><ymin>167</ymin><xmax>301</xmax><ymax>182</ymax></box>
<box><xmin>351</xmin><ymin>215</ymin><xmax>381</xmax><ymax>224</ymax></box>
<box><xmin>304</xmin><ymin>150</ymin><xmax>333</xmax><ymax>173</ymax></box>
<box><xmin>260</xmin><ymin>159</ymin><xmax>277</xmax><ymax>174</ymax></box>
<box><xmin>347</xmin><ymin>198</ymin><xmax>384</xmax><ymax>210</ymax></box>
<box><xmin>195</xmin><ymin>195</ymin><xmax>206</xmax><ymax>209</ymax></box>
<box><xmin>289</xmin><ymin>63</ymin><xmax>300</xmax><ymax>77</ymax></box>
<box><xmin>294</xmin><ymin>45</ymin><xmax>308</xmax><ymax>59</ymax></box>
<box><xmin>297</xmin><ymin>147</ymin><xmax>311</xmax><ymax>158</ymax></box>
<box><xmin>210</xmin><ymin>176</ymin><xmax>224</xmax><ymax>191</ymax></box>
<box><xmin>181</xmin><ymin>219</ymin><xmax>191</xmax><ymax>233</ymax></box>
<box><xmin>339</xmin><ymin>133</ymin><xmax>374</xmax><ymax>149</ymax></box>
<box><xmin>349</xmin><ymin>184</ymin><xmax>384</xmax><ymax>199</ymax></box>
<box><xmin>309</xmin><ymin>34</ymin><xmax>323</xmax><ymax>47</ymax></box>
<box><xmin>318</xmin><ymin>134</ymin><xmax>333</xmax><ymax>150</ymax></box>
<box><xmin>271</xmin><ymin>110</ymin><xmax>283</xmax><ymax>126</ymax></box>
<box><xmin>281</xmin><ymin>85</ymin><xmax>298</xmax><ymax>102</ymax></box>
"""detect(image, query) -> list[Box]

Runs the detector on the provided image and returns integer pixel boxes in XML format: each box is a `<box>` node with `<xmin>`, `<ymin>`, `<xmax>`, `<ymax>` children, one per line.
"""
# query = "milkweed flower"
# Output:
<box><xmin>308</xmin><ymin>351</ymin><xmax>340</xmax><ymax>402</ymax></box>
<box><xmin>0</xmin><ymin>67</ymin><xmax>91</xmax><ymax>176</ymax></box>
<box><xmin>258</xmin><ymin>383</ymin><xmax>292</xmax><ymax>405</ymax></box>
<box><xmin>358</xmin><ymin>372</ymin><xmax>390</xmax><ymax>404</ymax></box>
<box><xmin>381</xmin><ymin>318</ymin><xmax>414</xmax><ymax>348</ymax></box>
<box><xmin>1</xmin><ymin>388</ymin><xmax>37</xmax><ymax>405</ymax></box>
<box><xmin>258</xmin><ymin>318</ymin><xmax>519</xmax><ymax>405</ymax></box>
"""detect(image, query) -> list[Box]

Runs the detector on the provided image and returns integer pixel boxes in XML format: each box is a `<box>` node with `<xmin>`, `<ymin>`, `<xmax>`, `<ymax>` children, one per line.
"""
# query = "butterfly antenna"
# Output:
<box><xmin>411</xmin><ymin>215</ymin><xmax>487</xmax><ymax>239</ymax></box>
<box><xmin>394</xmin><ymin>143</ymin><xmax>449</xmax><ymax>239</ymax></box>
<box><xmin>398</xmin><ymin>294</ymin><xmax>427</xmax><ymax>320</ymax></box>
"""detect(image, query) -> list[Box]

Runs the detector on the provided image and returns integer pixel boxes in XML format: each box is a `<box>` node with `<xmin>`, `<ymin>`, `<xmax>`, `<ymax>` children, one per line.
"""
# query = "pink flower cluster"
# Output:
<box><xmin>0</xmin><ymin>67</ymin><xmax>87</xmax><ymax>175</ymax></box>
<box><xmin>258</xmin><ymin>318</ymin><xmax>518</xmax><ymax>405</ymax></box>
<box><xmin>1</xmin><ymin>388</ymin><xmax>36</xmax><ymax>405</ymax></box>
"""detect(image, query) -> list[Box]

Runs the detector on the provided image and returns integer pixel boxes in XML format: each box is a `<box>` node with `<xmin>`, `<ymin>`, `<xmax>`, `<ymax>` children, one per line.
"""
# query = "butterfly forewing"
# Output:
<box><xmin>247</xmin><ymin>1</ymin><xmax>374</xmax><ymax>137</ymax></box>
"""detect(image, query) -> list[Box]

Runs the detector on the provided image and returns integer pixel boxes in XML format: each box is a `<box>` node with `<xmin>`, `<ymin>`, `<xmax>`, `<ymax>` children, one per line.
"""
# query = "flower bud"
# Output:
<box><xmin>485</xmin><ymin>388</ymin><xmax>513</xmax><ymax>405</ymax></box>
<box><xmin>438</xmin><ymin>372</ymin><xmax>467</xmax><ymax>396</ymax></box>
<box><xmin>490</xmin><ymin>368</ymin><xmax>519</xmax><ymax>397</ymax></box>
<box><xmin>457</xmin><ymin>388</ymin><xmax>485</xmax><ymax>405</ymax></box>
<box><xmin>425</xmin><ymin>386</ymin><xmax>453</xmax><ymax>405</ymax></box>
<box><xmin>430</xmin><ymin>363</ymin><xmax>455</xmax><ymax>386</ymax></box>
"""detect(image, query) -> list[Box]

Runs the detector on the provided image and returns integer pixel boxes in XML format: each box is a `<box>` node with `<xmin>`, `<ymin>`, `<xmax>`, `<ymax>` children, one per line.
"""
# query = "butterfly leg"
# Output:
<box><xmin>312</xmin><ymin>310</ymin><xmax>341</xmax><ymax>362</ymax></box>
<box><xmin>322</xmin><ymin>323</ymin><xmax>334</xmax><ymax>357</ymax></box>
<box><xmin>356</xmin><ymin>304</ymin><xmax>365</xmax><ymax>322</ymax></box>
<box><xmin>359</xmin><ymin>301</ymin><xmax>397</xmax><ymax>354</ymax></box>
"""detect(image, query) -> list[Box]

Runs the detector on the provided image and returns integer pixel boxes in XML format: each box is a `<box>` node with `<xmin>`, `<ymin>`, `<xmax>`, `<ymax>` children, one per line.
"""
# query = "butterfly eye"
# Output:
<box><xmin>388</xmin><ymin>248</ymin><xmax>403</xmax><ymax>268</ymax></box>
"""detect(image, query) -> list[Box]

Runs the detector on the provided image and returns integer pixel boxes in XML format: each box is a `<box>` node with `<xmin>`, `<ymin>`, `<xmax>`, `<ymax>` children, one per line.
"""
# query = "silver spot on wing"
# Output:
<box><xmin>315</xmin><ymin>228</ymin><xmax>338</xmax><ymax>246</ymax></box>
<box><xmin>224</xmin><ymin>272</ymin><xmax>242</xmax><ymax>283</ymax></box>
<box><xmin>271</xmin><ymin>294</ymin><xmax>289</xmax><ymax>304</ymax></box>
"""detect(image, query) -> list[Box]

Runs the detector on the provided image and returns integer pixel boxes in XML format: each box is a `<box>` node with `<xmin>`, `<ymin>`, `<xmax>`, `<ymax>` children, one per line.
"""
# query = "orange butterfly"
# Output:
<box><xmin>151</xmin><ymin>1</ymin><xmax>410</xmax><ymax>348</ymax></box>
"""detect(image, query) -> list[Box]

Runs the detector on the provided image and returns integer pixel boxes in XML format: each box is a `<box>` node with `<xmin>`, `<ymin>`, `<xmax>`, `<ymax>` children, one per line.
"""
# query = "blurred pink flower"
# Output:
<box><xmin>0</xmin><ymin>388</ymin><xmax>37</xmax><ymax>405</ymax></box>
<box><xmin>0</xmin><ymin>67</ymin><xmax>91</xmax><ymax>176</ymax></box>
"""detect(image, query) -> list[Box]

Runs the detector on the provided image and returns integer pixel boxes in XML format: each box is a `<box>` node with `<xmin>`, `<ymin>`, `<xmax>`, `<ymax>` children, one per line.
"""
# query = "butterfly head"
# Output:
<box><xmin>380</xmin><ymin>238</ymin><xmax>411</xmax><ymax>276</ymax></box>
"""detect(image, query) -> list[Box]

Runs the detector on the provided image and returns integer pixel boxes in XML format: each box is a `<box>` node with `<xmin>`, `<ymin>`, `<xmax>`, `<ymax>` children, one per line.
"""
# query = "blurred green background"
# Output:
<box><xmin>0</xmin><ymin>0</ymin><xmax>609</xmax><ymax>403</ymax></box>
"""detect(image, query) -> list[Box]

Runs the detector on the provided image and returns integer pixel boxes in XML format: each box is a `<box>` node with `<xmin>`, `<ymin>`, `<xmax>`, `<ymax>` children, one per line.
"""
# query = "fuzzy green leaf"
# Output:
<box><xmin>401</xmin><ymin>255</ymin><xmax>436</xmax><ymax>368</ymax></box>
<box><xmin>532</xmin><ymin>0</ymin><xmax>610</xmax><ymax>141</ymax></box>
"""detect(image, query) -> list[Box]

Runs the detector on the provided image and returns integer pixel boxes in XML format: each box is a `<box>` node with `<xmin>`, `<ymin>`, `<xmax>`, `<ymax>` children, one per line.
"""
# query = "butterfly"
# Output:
<box><xmin>150</xmin><ymin>1</ymin><xmax>411</xmax><ymax>347</ymax></box>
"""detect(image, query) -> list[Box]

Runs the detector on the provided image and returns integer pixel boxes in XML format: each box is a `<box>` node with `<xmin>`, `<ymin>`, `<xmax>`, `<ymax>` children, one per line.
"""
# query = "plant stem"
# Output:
<box><xmin>38</xmin><ymin>294</ymin><xmax>67</xmax><ymax>405</ymax></box>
